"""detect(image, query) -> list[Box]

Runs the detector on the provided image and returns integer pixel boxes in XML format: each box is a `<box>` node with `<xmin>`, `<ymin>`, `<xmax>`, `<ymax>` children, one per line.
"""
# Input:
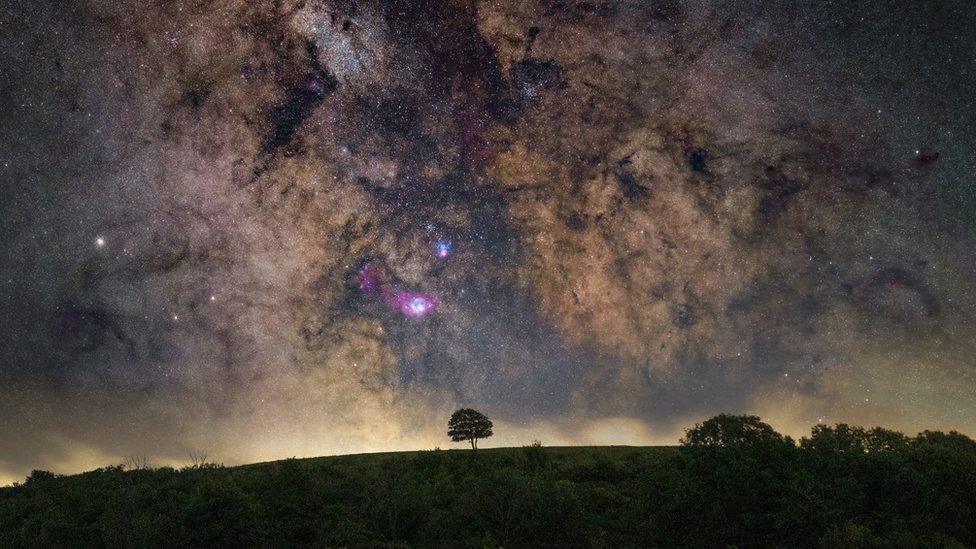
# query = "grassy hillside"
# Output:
<box><xmin>2</xmin><ymin>446</ymin><xmax>675</xmax><ymax>548</ymax></box>
<box><xmin>3</xmin><ymin>417</ymin><xmax>975</xmax><ymax>547</ymax></box>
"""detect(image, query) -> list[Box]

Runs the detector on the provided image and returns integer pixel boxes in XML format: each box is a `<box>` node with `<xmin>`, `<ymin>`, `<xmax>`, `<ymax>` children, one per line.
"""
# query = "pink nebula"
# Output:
<box><xmin>359</xmin><ymin>263</ymin><xmax>439</xmax><ymax>318</ymax></box>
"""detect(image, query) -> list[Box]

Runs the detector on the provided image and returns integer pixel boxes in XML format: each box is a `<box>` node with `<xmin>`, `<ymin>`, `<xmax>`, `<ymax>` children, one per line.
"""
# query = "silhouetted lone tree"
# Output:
<box><xmin>448</xmin><ymin>408</ymin><xmax>493</xmax><ymax>449</ymax></box>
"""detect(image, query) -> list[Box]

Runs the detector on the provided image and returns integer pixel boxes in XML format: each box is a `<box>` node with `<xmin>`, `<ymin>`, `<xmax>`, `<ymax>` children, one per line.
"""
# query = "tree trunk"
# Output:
<box><xmin>470</xmin><ymin>438</ymin><xmax>475</xmax><ymax>450</ymax></box>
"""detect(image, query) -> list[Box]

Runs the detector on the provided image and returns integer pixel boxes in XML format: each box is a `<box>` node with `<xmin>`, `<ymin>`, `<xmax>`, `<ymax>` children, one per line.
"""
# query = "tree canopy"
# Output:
<box><xmin>681</xmin><ymin>413</ymin><xmax>794</xmax><ymax>449</ymax></box>
<box><xmin>447</xmin><ymin>408</ymin><xmax>493</xmax><ymax>449</ymax></box>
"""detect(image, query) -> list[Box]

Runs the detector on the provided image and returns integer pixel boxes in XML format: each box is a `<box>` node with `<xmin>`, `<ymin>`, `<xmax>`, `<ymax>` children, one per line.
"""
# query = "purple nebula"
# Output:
<box><xmin>392</xmin><ymin>292</ymin><xmax>439</xmax><ymax>318</ymax></box>
<box><xmin>434</xmin><ymin>239</ymin><xmax>454</xmax><ymax>259</ymax></box>
<box><xmin>359</xmin><ymin>262</ymin><xmax>440</xmax><ymax>318</ymax></box>
<box><xmin>359</xmin><ymin>264</ymin><xmax>382</xmax><ymax>293</ymax></box>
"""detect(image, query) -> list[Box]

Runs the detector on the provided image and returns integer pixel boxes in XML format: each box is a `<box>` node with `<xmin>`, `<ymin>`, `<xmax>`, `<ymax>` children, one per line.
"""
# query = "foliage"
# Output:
<box><xmin>681</xmin><ymin>413</ymin><xmax>794</xmax><ymax>450</ymax></box>
<box><xmin>1</xmin><ymin>416</ymin><xmax>974</xmax><ymax>547</ymax></box>
<box><xmin>447</xmin><ymin>408</ymin><xmax>494</xmax><ymax>449</ymax></box>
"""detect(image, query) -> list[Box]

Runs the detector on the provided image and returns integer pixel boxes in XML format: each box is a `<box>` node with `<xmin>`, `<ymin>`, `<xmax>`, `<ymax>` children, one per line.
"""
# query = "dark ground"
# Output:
<box><xmin>3</xmin><ymin>416</ymin><xmax>975</xmax><ymax>548</ymax></box>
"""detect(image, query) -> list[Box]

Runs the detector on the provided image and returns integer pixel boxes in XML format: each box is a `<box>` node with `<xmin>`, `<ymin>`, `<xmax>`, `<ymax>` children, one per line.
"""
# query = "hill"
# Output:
<box><xmin>2</xmin><ymin>416</ymin><xmax>975</xmax><ymax>547</ymax></box>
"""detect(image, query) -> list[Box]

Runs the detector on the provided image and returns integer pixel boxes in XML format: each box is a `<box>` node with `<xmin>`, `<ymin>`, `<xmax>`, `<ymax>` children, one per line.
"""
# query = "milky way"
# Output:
<box><xmin>1</xmin><ymin>0</ymin><xmax>976</xmax><ymax>483</ymax></box>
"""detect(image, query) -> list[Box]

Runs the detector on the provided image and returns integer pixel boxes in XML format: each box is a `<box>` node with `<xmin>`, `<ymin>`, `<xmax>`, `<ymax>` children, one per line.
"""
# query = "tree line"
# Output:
<box><xmin>1</xmin><ymin>414</ymin><xmax>973</xmax><ymax>547</ymax></box>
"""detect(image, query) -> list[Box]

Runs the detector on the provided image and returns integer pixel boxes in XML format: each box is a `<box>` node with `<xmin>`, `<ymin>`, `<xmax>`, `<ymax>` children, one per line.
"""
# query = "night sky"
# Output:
<box><xmin>2</xmin><ymin>0</ymin><xmax>975</xmax><ymax>484</ymax></box>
